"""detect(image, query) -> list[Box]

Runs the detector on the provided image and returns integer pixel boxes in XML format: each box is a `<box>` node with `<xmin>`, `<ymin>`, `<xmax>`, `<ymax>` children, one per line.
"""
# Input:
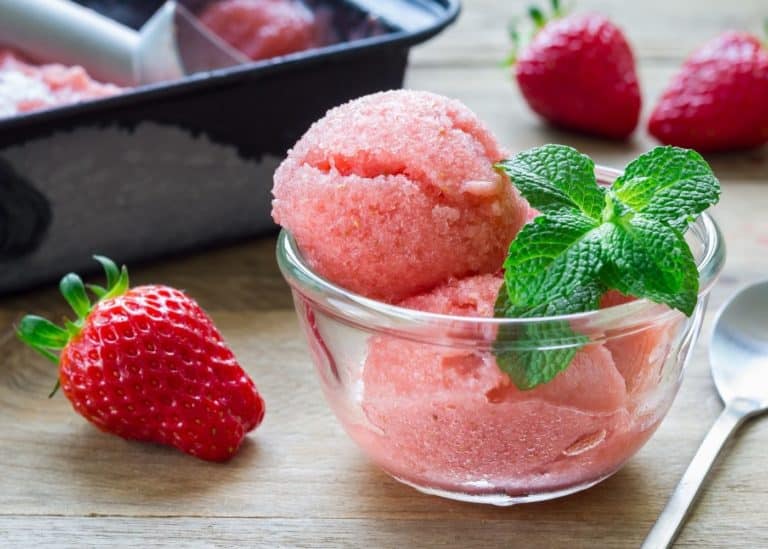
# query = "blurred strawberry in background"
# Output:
<box><xmin>648</xmin><ymin>31</ymin><xmax>768</xmax><ymax>152</ymax></box>
<box><xmin>508</xmin><ymin>0</ymin><xmax>641</xmax><ymax>139</ymax></box>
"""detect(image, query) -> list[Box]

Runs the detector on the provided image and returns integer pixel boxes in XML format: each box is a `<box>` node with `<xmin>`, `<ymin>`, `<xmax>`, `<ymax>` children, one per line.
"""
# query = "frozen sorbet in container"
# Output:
<box><xmin>272</xmin><ymin>90</ymin><xmax>527</xmax><ymax>302</ymax></box>
<box><xmin>0</xmin><ymin>50</ymin><xmax>121</xmax><ymax>118</ymax></box>
<box><xmin>200</xmin><ymin>0</ymin><xmax>319</xmax><ymax>61</ymax></box>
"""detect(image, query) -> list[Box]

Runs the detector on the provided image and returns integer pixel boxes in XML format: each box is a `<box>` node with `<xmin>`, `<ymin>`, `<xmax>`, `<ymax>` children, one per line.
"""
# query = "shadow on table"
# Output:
<box><xmin>56</xmin><ymin>424</ymin><xmax>262</xmax><ymax>504</ymax></box>
<box><xmin>350</xmin><ymin>460</ymin><xmax>657</xmax><ymax>546</ymax></box>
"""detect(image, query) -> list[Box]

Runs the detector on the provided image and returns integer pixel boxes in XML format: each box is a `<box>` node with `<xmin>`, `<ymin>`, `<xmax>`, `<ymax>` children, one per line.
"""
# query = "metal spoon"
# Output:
<box><xmin>643</xmin><ymin>279</ymin><xmax>768</xmax><ymax>548</ymax></box>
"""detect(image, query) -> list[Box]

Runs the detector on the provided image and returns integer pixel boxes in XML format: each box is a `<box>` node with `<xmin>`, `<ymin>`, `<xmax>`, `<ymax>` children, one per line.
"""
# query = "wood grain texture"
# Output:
<box><xmin>1</xmin><ymin>0</ymin><xmax>768</xmax><ymax>547</ymax></box>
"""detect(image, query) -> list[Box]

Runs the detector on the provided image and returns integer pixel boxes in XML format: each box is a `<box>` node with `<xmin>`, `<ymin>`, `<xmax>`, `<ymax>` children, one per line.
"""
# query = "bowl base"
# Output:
<box><xmin>391</xmin><ymin>472</ymin><xmax>616</xmax><ymax>506</ymax></box>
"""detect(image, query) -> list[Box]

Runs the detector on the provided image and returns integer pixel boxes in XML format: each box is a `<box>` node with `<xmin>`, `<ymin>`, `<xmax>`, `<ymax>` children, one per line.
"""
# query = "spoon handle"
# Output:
<box><xmin>0</xmin><ymin>0</ymin><xmax>139</xmax><ymax>86</ymax></box>
<box><xmin>642</xmin><ymin>400</ymin><xmax>754</xmax><ymax>549</ymax></box>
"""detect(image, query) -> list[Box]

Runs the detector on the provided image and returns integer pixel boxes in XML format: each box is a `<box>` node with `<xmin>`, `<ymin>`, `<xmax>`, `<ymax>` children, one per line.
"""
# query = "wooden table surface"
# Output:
<box><xmin>2</xmin><ymin>1</ymin><xmax>767</xmax><ymax>547</ymax></box>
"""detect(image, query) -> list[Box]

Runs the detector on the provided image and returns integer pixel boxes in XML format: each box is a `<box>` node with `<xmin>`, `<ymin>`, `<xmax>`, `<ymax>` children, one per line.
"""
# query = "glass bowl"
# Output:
<box><xmin>276</xmin><ymin>166</ymin><xmax>725</xmax><ymax>505</ymax></box>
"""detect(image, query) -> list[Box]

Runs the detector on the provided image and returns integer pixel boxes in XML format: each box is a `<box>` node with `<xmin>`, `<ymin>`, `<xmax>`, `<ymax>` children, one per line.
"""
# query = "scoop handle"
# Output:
<box><xmin>641</xmin><ymin>399</ymin><xmax>756</xmax><ymax>549</ymax></box>
<box><xmin>0</xmin><ymin>0</ymin><xmax>138</xmax><ymax>86</ymax></box>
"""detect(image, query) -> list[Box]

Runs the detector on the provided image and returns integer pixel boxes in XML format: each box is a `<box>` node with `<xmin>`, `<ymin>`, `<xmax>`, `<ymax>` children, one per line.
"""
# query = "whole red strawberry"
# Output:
<box><xmin>648</xmin><ymin>32</ymin><xmax>768</xmax><ymax>152</ymax></box>
<box><xmin>511</xmin><ymin>1</ymin><xmax>641</xmax><ymax>139</ymax></box>
<box><xmin>17</xmin><ymin>256</ymin><xmax>265</xmax><ymax>461</ymax></box>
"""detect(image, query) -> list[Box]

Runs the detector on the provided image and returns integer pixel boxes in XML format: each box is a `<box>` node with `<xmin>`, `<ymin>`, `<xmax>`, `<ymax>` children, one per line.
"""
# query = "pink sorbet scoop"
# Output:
<box><xmin>271</xmin><ymin>90</ymin><xmax>528</xmax><ymax>302</ymax></box>
<box><xmin>356</xmin><ymin>274</ymin><xmax>675</xmax><ymax>494</ymax></box>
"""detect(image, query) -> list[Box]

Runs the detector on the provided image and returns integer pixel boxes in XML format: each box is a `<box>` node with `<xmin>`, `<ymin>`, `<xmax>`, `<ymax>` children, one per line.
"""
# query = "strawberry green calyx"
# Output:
<box><xmin>528</xmin><ymin>0</ymin><xmax>566</xmax><ymax>29</ymax></box>
<box><xmin>764</xmin><ymin>19</ymin><xmax>768</xmax><ymax>46</ymax></box>
<box><xmin>16</xmin><ymin>256</ymin><xmax>129</xmax><ymax>396</ymax></box>
<box><xmin>87</xmin><ymin>255</ymin><xmax>129</xmax><ymax>301</ymax></box>
<box><xmin>550</xmin><ymin>0</ymin><xmax>566</xmax><ymax>18</ymax></box>
<box><xmin>60</xmin><ymin>273</ymin><xmax>91</xmax><ymax>323</ymax></box>
<box><xmin>528</xmin><ymin>7</ymin><xmax>547</xmax><ymax>29</ymax></box>
<box><xmin>506</xmin><ymin>0</ymin><xmax>567</xmax><ymax>65</ymax></box>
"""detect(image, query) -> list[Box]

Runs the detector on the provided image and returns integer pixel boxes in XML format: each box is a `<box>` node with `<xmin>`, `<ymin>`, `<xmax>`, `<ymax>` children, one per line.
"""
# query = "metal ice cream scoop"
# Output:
<box><xmin>643</xmin><ymin>279</ymin><xmax>768</xmax><ymax>548</ymax></box>
<box><xmin>0</xmin><ymin>0</ymin><xmax>248</xmax><ymax>86</ymax></box>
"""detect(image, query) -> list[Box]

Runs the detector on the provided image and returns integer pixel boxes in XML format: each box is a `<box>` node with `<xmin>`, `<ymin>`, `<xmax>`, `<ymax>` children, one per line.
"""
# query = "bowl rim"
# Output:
<box><xmin>276</xmin><ymin>166</ymin><xmax>726</xmax><ymax>332</ymax></box>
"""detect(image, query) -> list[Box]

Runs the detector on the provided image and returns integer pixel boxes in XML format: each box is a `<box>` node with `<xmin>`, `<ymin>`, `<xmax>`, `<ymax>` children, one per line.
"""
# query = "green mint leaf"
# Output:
<box><xmin>495</xmin><ymin>145</ymin><xmax>605</xmax><ymax>220</ymax></box>
<box><xmin>494</xmin><ymin>326</ymin><xmax>584</xmax><ymax>390</ymax></box>
<box><xmin>611</xmin><ymin>146</ymin><xmax>721</xmax><ymax>232</ymax></box>
<box><xmin>494</xmin><ymin>144</ymin><xmax>719</xmax><ymax>391</ymax></box>
<box><xmin>495</xmin><ymin>280</ymin><xmax>604</xmax><ymax>318</ymax></box>
<box><xmin>601</xmin><ymin>214</ymin><xmax>699</xmax><ymax>316</ymax></box>
<box><xmin>502</xmin><ymin>209</ymin><xmax>606</xmax><ymax>306</ymax></box>
<box><xmin>494</xmin><ymin>282</ymin><xmax>603</xmax><ymax>390</ymax></box>
<box><xmin>492</xmin><ymin>144</ymin><xmax>721</xmax><ymax>391</ymax></box>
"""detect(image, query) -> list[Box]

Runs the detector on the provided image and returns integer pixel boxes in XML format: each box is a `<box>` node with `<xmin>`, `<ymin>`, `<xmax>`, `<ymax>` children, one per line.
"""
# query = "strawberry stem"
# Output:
<box><xmin>16</xmin><ymin>255</ymin><xmax>130</xmax><ymax>397</ymax></box>
<box><xmin>48</xmin><ymin>380</ymin><xmax>61</xmax><ymax>399</ymax></box>
<box><xmin>506</xmin><ymin>1</ymin><xmax>572</xmax><ymax>66</ymax></box>
<box><xmin>504</xmin><ymin>18</ymin><xmax>521</xmax><ymax>66</ymax></box>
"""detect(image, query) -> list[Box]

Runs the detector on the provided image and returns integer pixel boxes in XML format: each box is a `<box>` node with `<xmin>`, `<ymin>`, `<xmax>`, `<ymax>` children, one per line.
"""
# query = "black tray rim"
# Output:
<box><xmin>0</xmin><ymin>0</ymin><xmax>461</xmax><ymax>133</ymax></box>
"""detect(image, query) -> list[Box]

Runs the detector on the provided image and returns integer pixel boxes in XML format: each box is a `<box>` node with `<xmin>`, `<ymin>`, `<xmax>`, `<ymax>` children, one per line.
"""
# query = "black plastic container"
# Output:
<box><xmin>0</xmin><ymin>0</ymin><xmax>459</xmax><ymax>293</ymax></box>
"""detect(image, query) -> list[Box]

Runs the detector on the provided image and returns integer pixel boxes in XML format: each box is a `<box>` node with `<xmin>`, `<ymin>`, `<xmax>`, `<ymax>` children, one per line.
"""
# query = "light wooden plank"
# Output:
<box><xmin>0</xmin><ymin>516</ymin><xmax>657</xmax><ymax>549</ymax></box>
<box><xmin>1</xmin><ymin>514</ymin><xmax>766</xmax><ymax>549</ymax></box>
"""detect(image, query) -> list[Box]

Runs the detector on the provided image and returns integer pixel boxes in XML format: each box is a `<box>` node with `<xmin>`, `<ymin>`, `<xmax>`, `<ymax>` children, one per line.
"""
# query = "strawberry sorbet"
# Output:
<box><xmin>0</xmin><ymin>50</ymin><xmax>120</xmax><ymax>118</ymax></box>
<box><xmin>600</xmin><ymin>290</ymin><xmax>683</xmax><ymax>402</ymax></box>
<box><xmin>348</xmin><ymin>275</ymin><xmax>680</xmax><ymax>495</ymax></box>
<box><xmin>273</xmin><ymin>91</ymin><xmax>709</xmax><ymax>503</ymax></box>
<box><xmin>272</xmin><ymin>90</ymin><xmax>527</xmax><ymax>302</ymax></box>
<box><xmin>200</xmin><ymin>0</ymin><xmax>318</xmax><ymax>61</ymax></box>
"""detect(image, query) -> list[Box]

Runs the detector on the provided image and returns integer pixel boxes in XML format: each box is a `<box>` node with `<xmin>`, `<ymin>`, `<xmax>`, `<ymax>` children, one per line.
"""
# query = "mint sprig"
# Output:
<box><xmin>494</xmin><ymin>145</ymin><xmax>720</xmax><ymax>390</ymax></box>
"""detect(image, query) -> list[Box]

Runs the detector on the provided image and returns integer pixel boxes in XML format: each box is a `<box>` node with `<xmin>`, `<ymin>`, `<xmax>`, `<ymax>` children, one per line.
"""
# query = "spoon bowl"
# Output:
<box><xmin>710</xmin><ymin>279</ymin><xmax>768</xmax><ymax>410</ymax></box>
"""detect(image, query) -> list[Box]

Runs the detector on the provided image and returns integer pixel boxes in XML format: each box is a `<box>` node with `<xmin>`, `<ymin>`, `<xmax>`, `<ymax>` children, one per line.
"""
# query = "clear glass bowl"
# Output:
<box><xmin>276</xmin><ymin>167</ymin><xmax>726</xmax><ymax>505</ymax></box>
